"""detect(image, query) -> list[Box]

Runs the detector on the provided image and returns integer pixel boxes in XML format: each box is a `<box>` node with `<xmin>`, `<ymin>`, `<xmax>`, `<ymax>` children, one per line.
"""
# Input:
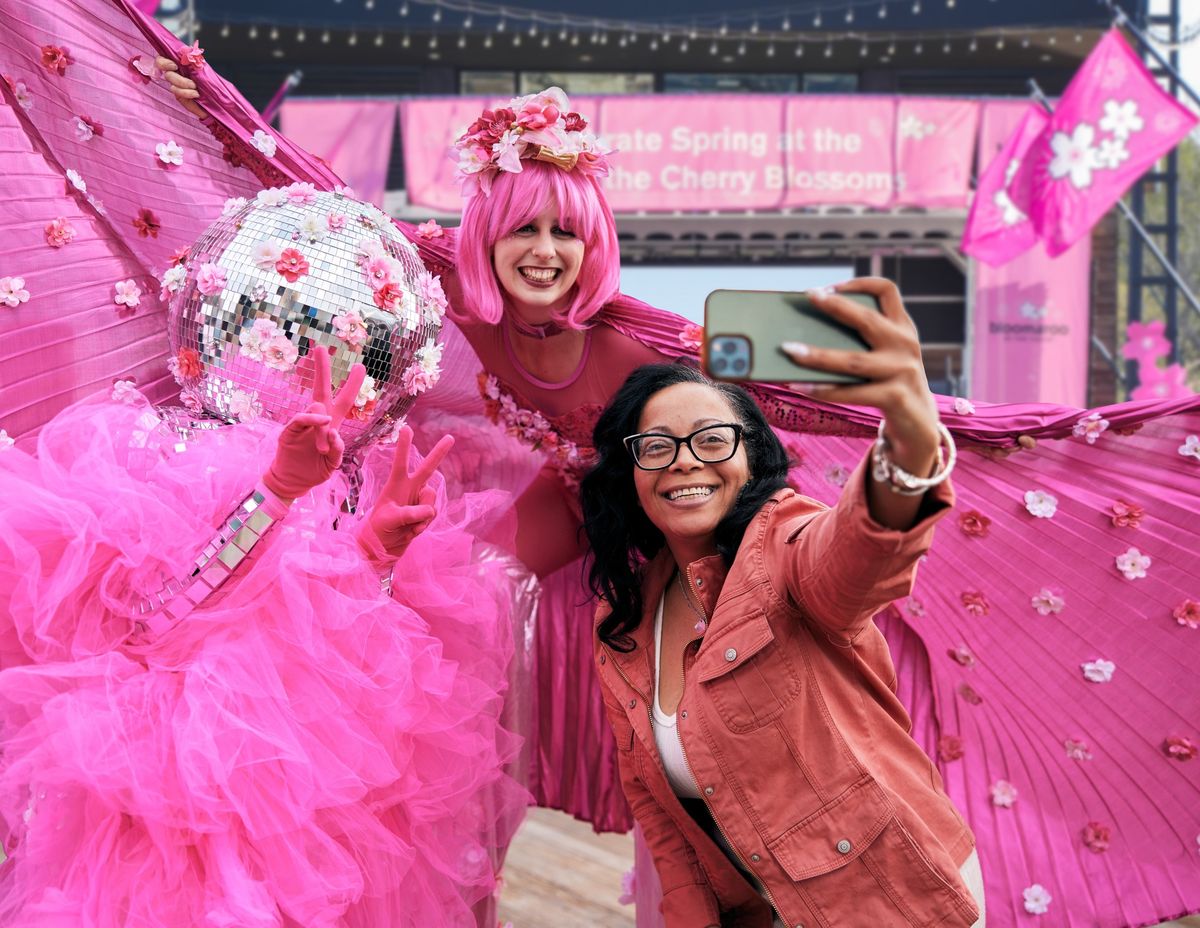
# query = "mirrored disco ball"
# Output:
<box><xmin>166</xmin><ymin>186</ymin><xmax>446</xmax><ymax>454</ymax></box>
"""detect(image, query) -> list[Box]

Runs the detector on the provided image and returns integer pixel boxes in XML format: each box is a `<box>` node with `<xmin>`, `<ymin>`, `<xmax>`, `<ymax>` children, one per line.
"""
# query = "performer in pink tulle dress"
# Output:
<box><xmin>2</xmin><ymin>2</ymin><xmax>1199</xmax><ymax>924</ymax></box>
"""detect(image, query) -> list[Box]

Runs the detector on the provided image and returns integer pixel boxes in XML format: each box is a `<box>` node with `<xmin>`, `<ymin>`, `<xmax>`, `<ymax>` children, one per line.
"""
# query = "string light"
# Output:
<box><xmin>512</xmin><ymin>33</ymin><xmax>521</xmax><ymax>45</ymax></box>
<box><xmin>428</xmin><ymin>34</ymin><xmax>437</xmax><ymax>48</ymax></box>
<box><xmin>912</xmin><ymin>0</ymin><xmax>921</xmax><ymax>12</ymax></box>
<box><xmin>496</xmin><ymin>17</ymin><xmax>505</xmax><ymax>31</ymax></box>
<box><xmin>541</xmin><ymin>34</ymin><xmax>550</xmax><ymax>46</ymax></box>
<box><xmin>845</xmin><ymin>8</ymin><xmax>854</xmax><ymax>23</ymax></box>
<box><xmin>887</xmin><ymin>40</ymin><xmax>896</xmax><ymax>54</ymax></box>
<box><xmin>794</xmin><ymin>41</ymin><xmax>804</xmax><ymax>56</ymax></box>
<box><xmin>528</xmin><ymin>21</ymin><xmax>537</xmax><ymax>35</ymax></box>
<box><xmin>374</xmin><ymin>32</ymin><xmax>384</xmax><ymax>45</ymax></box>
<box><xmin>968</xmin><ymin>37</ymin><xmax>977</xmax><ymax>51</ymax></box>
<box><xmin>879</xmin><ymin>3</ymin><xmax>888</xmax><ymax>17</ymax></box>
<box><xmin>766</xmin><ymin>42</ymin><xmax>775</xmax><ymax>56</ymax></box>
<box><xmin>348</xmin><ymin>32</ymin><xmax>358</xmax><ymax>45</ymax></box>
<box><xmin>220</xmin><ymin>22</ymin><xmax>230</xmax><ymax>37</ymax></box>
<box><xmin>813</xmin><ymin>11</ymin><xmax>823</xmax><ymax>27</ymax></box>
<box><xmin>482</xmin><ymin>33</ymin><xmax>491</xmax><ymax>47</ymax></box>
<box><xmin>781</xmin><ymin>16</ymin><xmax>790</xmax><ymax>30</ymax></box>
<box><xmin>996</xmin><ymin>36</ymin><xmax>1005</xmax><ymax>49</ymax></box>
<box><xmin>399</xmin><ymin>1</ymin><xmax>408</xmax><ymax>14</ymax></box>
<box><xmin>942</xmin><ymin>40</ymin><xmax>950</xmax><ymax>52</ymax></box>
<box><xmin>296</xmin><ymin>27</ymin><xmax>306</xmax><ymax>41</ymax></box>
<box><xmin>719</xmin><ymin>21</ymin><xmax>728</xmax><ymax>36</ymax></box>
<box><xmin>571</xmin><ymin>33</ymin><xmax>580</xmax><ymax>45</ymax></box>
<box><xmin>365</xmin><ymin>0</ymin><xmax>374</xmax><ymax>8</ymax></box>
<box><xmin>679</xmin><ymin>38</ymin><xmax>687</xmax><ymax>51</ymax></box>
<box><xmin>458</xmin><ymin>33</ymin><xmax>467</xmax><ymax>47</ymax></box>
<box><xmin>431</xmin><ymin>7</ymin><xmax>441</xmax><ymax>21</ymax></box>
<box><xmin>750</xmin><ymin>20</ymin><xmax>759</xmax><ymax>34</ymax></box>
<box><xmin>463</xmin><ymin>14</ymin><xmax>473</xmax><ymax>27</ymax></box>
<box><xmin>737</xmin><ymin>40</ymin><xmax>746</xmax><ymax>55</ymax></box>
<box><xmin>321</xmin><ymin>29</ymin><xmax>331</xmax><ymax>43</ymax></box>
<box><xmin>402</xmin><ymin>31</ymin><xmax>410</xmax><ymax>47</ymax></box>
<box><xmin>248</xmin><ymin>24</ymin><xmax>258</xmax><ymax>38</ymax></box>
<box><xmin>650</xmin><ymin>38</ymin><xmax>658</xmax><ymax>50</ymax></box>
<box><xmin>914</xmin><ymin>40</ymin><xmax>923</xmax><ymax>53</ymax></box>
<box><xmin>824</xmin><ymin>41</ymin><xmax>833</xmax><ymax>56</ymax></box>
<box><xmin>860</xmin><ymin>42</ymin><xmax>869</xmax><ymax>56</ymax></box>
<box><xmin>709</xmin><ymin>40</ymin><xmax>718</xmax><ymax>54</ymax></box>
<box><xmin>269</xmin><ymin>26</ymin><xmax>278</xmax><ymax>40</ymax></box>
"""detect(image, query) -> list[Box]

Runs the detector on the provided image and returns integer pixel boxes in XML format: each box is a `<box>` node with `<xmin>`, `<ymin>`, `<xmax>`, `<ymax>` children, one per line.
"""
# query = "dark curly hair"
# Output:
<box><xmin>581</xmin><ymin>364</ymin><xmax>791</xmax><ymax>651</ymax></box>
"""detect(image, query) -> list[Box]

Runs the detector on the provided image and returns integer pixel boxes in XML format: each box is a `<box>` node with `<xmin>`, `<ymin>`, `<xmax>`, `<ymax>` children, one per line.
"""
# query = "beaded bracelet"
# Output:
<box><xmin>870</xmin><ymin>420</ymin><xmax>957</xmax><ymax>497</ymax></box>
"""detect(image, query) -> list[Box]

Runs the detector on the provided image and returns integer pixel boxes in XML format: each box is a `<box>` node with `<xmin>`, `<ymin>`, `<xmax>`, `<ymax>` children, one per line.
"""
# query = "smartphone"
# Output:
<box><xmin>703</xmin><ymin>288</ymin><xmax>882</xmax><ymax>384</ymax></box>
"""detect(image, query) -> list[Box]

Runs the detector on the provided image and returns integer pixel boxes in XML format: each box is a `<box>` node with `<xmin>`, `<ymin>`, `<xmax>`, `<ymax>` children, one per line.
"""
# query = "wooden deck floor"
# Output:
<box><xmin>497</xmin><ymin>809</ymin><xmax>1200</xmax><ymax>928</ymax></box>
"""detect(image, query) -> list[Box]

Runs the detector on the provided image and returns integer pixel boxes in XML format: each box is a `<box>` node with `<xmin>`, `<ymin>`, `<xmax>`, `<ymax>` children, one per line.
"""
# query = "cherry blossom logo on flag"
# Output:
<box><xmin>1011</xmin><ymin>29</ymin><xmax>1199</xmax><ymax>257</ymax></box>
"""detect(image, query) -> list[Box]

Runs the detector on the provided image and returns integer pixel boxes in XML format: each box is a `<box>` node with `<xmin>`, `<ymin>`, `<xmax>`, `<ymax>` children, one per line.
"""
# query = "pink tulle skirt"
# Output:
<box><xmin>0</xmin><ymin>391</ymin><xmax>528</xmax><ymax>927</ymax></box>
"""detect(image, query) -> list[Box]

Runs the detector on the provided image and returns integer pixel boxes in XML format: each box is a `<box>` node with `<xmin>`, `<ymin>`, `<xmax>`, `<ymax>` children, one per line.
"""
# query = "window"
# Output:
<box><xmin>663</xmin><ymin>73</ymin><xmax>800</xmax><ymax>94</ymax></box>
<box><xmin>459</xmin><ymin>71</ymin><xmax>516</xmax><ymax>95</ymax></box>
<box><xmin>802</xmin><ymin>73</ymin><xmax>859</xmax><ymax>93</ymax></box>
<box><xmin>519</xmin><ymin>72</ymin><xmax>654</xmax><ymax>95</ymax></box>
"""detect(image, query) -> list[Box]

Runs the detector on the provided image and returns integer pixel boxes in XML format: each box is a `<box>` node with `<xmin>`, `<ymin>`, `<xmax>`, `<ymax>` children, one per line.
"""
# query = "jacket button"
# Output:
<box><xmin>599</xmin><ymin>654</ymin><xmax>606</xmax><ymax>664</ymax></box>
<box><xmin>724</xmin><ymin>648</ymin><xmax>738</xmax><ymax>661</ymax></box>
<box><xmin>628</xmin><ymin>699</ymin><xmax>637</xmax><ymax>709</ymax></box>
<box><xmin>680</xmin><ymin>710</ymin><xmax>687</xmax><ymax>719</ymax></box>
<box><xmin>695</xmin><ymin>577</ymin><xmax>703</xmax><ymax>587</ymax></box>
<box><xmin>750</xmin><ymin>853</ymin><xmax>761</xmax><ymax>863</ymax></box>
<box><xmin>704</xmin><ymin>786</ymin><xmax>714</xmax><ymax>796</ymax></box>
<box><xmin>836</xmin><ymin>839</ymin><xmax>852</xmax><ymax>854</ymax></box>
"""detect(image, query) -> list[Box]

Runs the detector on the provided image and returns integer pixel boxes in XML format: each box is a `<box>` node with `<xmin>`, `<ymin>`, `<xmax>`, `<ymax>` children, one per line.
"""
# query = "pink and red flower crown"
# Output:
<box><xmin>451</xmin><ymin>87</ymin><xmax>614</xmax><ymax>196</ymax></box>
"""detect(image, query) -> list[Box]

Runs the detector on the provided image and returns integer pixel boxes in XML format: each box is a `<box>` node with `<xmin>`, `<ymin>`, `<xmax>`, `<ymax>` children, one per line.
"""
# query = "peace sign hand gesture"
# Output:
<box><xmin>358</xmin><ymin>426</ymin><xmax>455</xmax><ymax>563</ymax></box>
<box><xmin>262</xmin><ymin>347</ymin><xmax>367</xmax><ymax>500</ymax></box>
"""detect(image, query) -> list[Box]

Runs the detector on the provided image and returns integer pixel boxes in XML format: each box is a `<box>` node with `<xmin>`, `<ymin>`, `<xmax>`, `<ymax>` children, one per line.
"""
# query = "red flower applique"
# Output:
<box><xmin>44</xmin><ymin>217</ymin><xmax>76</xmax><ymax>248</ymax></box>
<box><xmin>948</xmin><ymin>645</ymin><xmax>976</xmax><ymax>667</ymax></box>
<box><xmin>958</xmin><ymin>510</ymin><xmax>991</xmax><ymax>538</ymax></box>
<box><xmin>1163</xmin><ymin>735</ymin><xmax>1197</xmax><ymax>761</ymax></box>
<box><xmin>1082</xmin><ymin>821</ymin><xmax>1111</xmax><ymax>853</ymax></box>
<box><xmin>937</xmin><ymin>735</ymin><xmax>964</xmax><ymax>762</ymax></box>
<box><xmin>961</xmin><ymin>591</ymin><xmax>990</xmax><ymax>617</ymax></box>
<box><xmin>133</xmin><ymin>208</ymin><xmax>161</xmax><ymax>239</ymax></box>
<box><xmin>1110</xmin><ymin>499</ymin><xmax>1144</xmax><ymax>529</ymax></box>
<box><xmin>168</xmin><ymin>246</ymin><xmax>189</xmax><ymax>266</ymax></box>
<box><xmin>127</xmin><ymin>55</ymin><xmax>158</xmax><ymax>85</ymax></box>
<box><xmin>40</xmin><ymin>45</ymin><xmax>72</xmax><ymax>77</ymax></box>
<box><xmin>175</xmin><ymin>347</ymin><xmax>202</xmax><ymax>379</ymax></box>
<box><xmin>564</xmin><ymin>112</ymin><xmax>588</xmax><ymax>132</ymax></box>
<box><xmin>372</xmin><ymin>282</ymin><xmax>404</xmax><ymax>311</ymax></box>
<box><xmin>178</xmin><ymin>41</ymin><xmax>206</xmax><ymax>69</ymax></box>
<box><xmin>1174</xmin><ymin>599</ymin><xmax>1200</xmax><ymax>629</ymax></box>
<box><xmin>275</xmin><ymin>248</ymin><xmax>309</xmax><ymax>282</ymax></box>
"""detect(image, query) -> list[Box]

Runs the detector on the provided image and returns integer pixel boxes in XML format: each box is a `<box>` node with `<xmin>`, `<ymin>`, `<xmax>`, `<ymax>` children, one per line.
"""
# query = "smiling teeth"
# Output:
<box><xmin>667</xmin><ymin>487</ymin><xmax>714</xmax><ymax>501</ymax></box>
<box><xmin>521</xmin><ymin>267</ymin><xmax>557</xmax><ymax>282</ymax></box>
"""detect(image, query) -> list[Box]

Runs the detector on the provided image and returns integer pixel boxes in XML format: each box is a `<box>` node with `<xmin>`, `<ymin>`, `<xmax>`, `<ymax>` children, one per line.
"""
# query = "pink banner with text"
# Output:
<box><xmin>970</xmin><ymin>101</ymin><xmax>1091</xmax><ymax>406</ymax></box>
<box><xmin>280</xmin><ymin>99</ymin><xmax>398</xmax><ymax>208</ymax></box>
<box><xmin>400</xmin><ymin>95</ymin><xmax>981</xmax><ymax>213</ymax></box>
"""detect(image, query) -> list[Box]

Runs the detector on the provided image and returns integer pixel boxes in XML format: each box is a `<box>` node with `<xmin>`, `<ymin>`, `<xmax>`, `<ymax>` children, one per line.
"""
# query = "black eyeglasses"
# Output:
<box><xmin>623</xmin><ymin>423</ymin><xmax>744</xmax><ymax>472</ymax></box>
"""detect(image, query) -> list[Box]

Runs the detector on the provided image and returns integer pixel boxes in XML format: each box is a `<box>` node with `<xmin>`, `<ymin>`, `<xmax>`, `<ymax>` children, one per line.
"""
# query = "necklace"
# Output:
<box><xmin>676</xmin><ymin>570</ymin><xmax>708</xmax><ymax>634</ymax></box>
<box><xmin>506</xmin><ymin>311</ymin><xmax>564</xmax><ymax>339</ymax></box>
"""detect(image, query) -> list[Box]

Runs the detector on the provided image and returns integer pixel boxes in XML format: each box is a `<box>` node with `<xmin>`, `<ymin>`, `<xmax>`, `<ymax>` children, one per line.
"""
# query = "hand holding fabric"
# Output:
<box><xmin>358</xmin><ymin>427</ymin><xmax>454</xmax><ymax>563</ymax></box>
<box><xmin>262</xmin><ymin>348</ymin><xmax>366</xmax><ymax>500</ymax></box>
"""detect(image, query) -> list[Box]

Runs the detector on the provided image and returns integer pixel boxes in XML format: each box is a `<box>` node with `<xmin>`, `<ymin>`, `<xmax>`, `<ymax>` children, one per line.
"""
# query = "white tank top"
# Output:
<box><xmin>652</xmin><ymin>593</ymin><xmax>703</xmax><ymax>799</ymax></box>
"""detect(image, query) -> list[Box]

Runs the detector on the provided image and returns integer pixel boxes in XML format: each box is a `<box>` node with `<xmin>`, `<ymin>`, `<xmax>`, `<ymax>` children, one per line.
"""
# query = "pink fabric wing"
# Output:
<box><xmin>1012</xmin><ymin>28</ymin><xmax>1198</xmax><ymax>257</ymax></box>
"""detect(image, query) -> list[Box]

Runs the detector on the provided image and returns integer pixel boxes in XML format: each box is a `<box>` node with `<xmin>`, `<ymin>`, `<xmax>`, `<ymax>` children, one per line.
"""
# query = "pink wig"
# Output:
<box><xmin>454</xmin><ymin>161</ymin><xmax>620</xmax><ymax>329</ymax></box>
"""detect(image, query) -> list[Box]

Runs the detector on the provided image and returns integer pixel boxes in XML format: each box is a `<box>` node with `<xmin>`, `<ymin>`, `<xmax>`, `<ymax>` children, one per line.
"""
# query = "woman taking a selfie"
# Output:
<box><xmin>581</xmin><ymin>279</ymin><xmax>984</xmax><ymax>928</ymax></box>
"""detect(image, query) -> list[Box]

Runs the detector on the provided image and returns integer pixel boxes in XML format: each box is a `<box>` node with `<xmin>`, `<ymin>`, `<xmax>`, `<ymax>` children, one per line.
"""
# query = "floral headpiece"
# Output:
<box><xmin>452</xmin><ymin>87</ymin><xmax>613</xmax><ymax>197</ymax></box>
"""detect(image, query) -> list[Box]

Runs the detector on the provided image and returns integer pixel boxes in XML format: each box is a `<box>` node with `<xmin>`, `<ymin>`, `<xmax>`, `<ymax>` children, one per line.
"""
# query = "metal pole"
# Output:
<box><xmin>1104</xmin><ymin>1</ymin><xmax>1200</xmax><ymax>111</ymax></box>
<box><xmin>1027</xmin><ymin>80</ymin><xmax>1200</xmax><ymax>323</ymax></box>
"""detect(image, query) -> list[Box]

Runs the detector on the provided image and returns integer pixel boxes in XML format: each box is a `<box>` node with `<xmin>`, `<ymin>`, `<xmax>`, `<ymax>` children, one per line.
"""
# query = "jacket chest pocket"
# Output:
<box><xmin>695</xmin><ymin>611</ymin><xmax>804</xmax><ymax>733</ymax></box>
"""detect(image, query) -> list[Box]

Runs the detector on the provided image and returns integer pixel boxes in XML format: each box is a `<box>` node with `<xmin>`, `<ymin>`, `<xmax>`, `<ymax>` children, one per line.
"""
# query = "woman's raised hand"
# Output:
<box><xmin>781</xmin><ymin>277</ymin><xmax>941</xmax><ymax>469</ymax></box>
<box><xmin>262</xmin><ymin>348</ymin><xmax>367</xmax><ymax>500</ymax></box>
<box><xmin>359</xmin><ymin>427</ymin><xmax>455</xmax><ymax>561</ymax></box>
<box><xmin>155</xmin><ymin>56</ymin><xmax>204</xmax><ymax>118</ymax></box>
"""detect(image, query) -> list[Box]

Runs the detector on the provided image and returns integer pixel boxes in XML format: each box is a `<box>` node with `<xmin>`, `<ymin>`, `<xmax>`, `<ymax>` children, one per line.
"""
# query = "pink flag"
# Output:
<box><xmin>1012</xmin><ymin>28</ymin><xmax>1198</xmax><ymax>257</ymax></box>
<box><xmin>960</xmin><ymin>103</ymin><xmax>1048</xmax><ymax>266</ymax></box>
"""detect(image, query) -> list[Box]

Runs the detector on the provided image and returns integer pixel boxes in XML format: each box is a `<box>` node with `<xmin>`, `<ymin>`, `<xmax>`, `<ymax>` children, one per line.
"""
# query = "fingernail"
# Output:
<box><xmin>807</xmin><ymin>286</ymin><xmax>835</xmax><ymax>299</ymax></box>
<box><xmin>781</xmin><ymin>341</ymin><xmax>810</xmax><ymax>356</ymax></box>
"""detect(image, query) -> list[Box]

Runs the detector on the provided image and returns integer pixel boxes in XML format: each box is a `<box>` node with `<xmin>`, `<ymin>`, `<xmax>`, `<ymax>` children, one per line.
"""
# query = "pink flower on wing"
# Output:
<box><xmin>678</xmin><ymin>323</ymin><xmax>704</xmax><ymax>351</ymax></box>
<box><xmin>937</xmin><ymin>735</ymin><xmax>964</xmax><ymax>762</ymax></box>
<box><xmin>961</xmin><ymin>591</ymin><xmax>990</xmax><ymax>617</ymax></box>
<box><xmin>1173</xmin><ymin>599</ymin><xmax>1200</xmax><ymax>630</ymax></box>
<box><xmin>1024</xmin><ymin>489</ymin><xmax>1058</xmax><ymax>519</ymax></box>
<box><xmin>275</xmin><ymin>248</ymin><xmax>310</xmax><ymax>282</ymax></box>
<box><xmin>196</xmin><ymin>263</ymin><xmax>227</xmax><ymax>296</ymax></box>
<box><xmin>326</xmin><ymin>212</ymin><xmax>347</xmax><ymax>232</ymax></box>
<box><xmin>401</xmin><ymin>362</ymin><xmax>437</xmax><ymax>395</ymax></box>
<box><xmin>373</xmin><ymin>282</ymin><xmax>405</xmax><ymax>311</ymax></box>
<box><xmin>617</xmin><ymin>867</ymin><xmax>636</xmax><ymax>906</ymax></box>
<box><xmin>1115</xmin><ymin>547</ymin><xmax>1151</xmax><ymax>580</ymax></box>
<box><xmin>0</xmin><ymin>277</ymin><xmax>31</xmax><ymax>308</ymax></box>
<box><xmin>4</xmin><ymin>75</ymin><xmax>33</xmax><ymax>110</ymax></box>
<box><xmin>283</xmin><ymin>182</ymin><xmax>318</xmax><ymax>205</ymax></box>
<box><xmin>261</xmin><ymin>334</ymin><xmax>299</xmax><ymax>372</ymax></box>
<box><xmin>948</xmin><ymin>644</ymin><xmax>976</xmax><ymax>667</ymax></box>
<box><xmin>155</xmin><ymin>140</ymin><xmax>184</xmax><ymax>168</ymax></box>
<box><xmin>1022</xmin><ymin>884</ymin><xmax>1052</xmax><ymax>915</ymax></box>
<box><xmin>132</xmin><ymin>208</ymin><xmax>160</xmax><ymax>239</ymax></box>
<box><xmin>333</xmin><ymin>310</ymin><xmax>368</xmax><ymax>347</ymax></box>
<box><xmin>169</xmin><ymin>245</ymin><xmax>189</xmax><ymax>266</ymax></box>
<box><xmin>957</xmin><ymin>684</ymin><xmax>983</xmax><ymax>706</ymax></box>
<box><xmin>416</xmin><ymin>219</ymin><xmax>444</xmax><ymax>238</ymax></box>
<box><xmin>905</xmin><ymin>596</ymin><xmax>926</xmax><ymax>617</ymax></box>
<box><xmin>74</xmin><ymin>115</ymin><xmax>103</xmax><ymax>142</ymax></box>
<box><xmin>990</xmin><ymin>780</ymin><xmax>1017</xmax><ymax>808</ymax></box>
<box><xmin>952</xmin><ymin>396</ymin><xmax>976</xmax><ymax>415</ymax></box>
<box><xmin>1072</xmin><ymin>411</ymin><xmax>1109</xmax><ymax>445</ymax></box>
<box><xmin>1080</xmin><ymin>659</ymin><xmax>1115</xmax><ymax>684</ymax></box>
<box><xmin>958</xmin><ymin>509</ymin><xmax>991</xmax><ymax>538</ymax></box>
<box><xmin>40</xmin><ymin>45</ymin><xmax>72</xmax><ymax>77</ymax></box>
<box><xmin>45</xmin><ymin>217</ymin><xmax>76</xmax><ymax>248</ymax></box>
<box><xmin>1110</xmin><ymin>499</ymin><xmax>1144</xmax><ymax>528</ymax></box>
<box><xmin>824</xmin><ymin>463</ymin><xmax>850</xmax><ymax>487</ymax></box>
<box><xmin>1163</xmin><ymin>735</ymin><xmax>1198</xmax><ymax>761</ymax></box>
<box><xmin>113</xmin><ymin>279</ymin><xmax>142</xmax><ymax>308</ymax></box>
<box><xmin>1031</xmin><ymin>588</ymin><xmax>1065</xmax><ymax>616</ymax></box>
<box><xmin>1082</xmin><ymin>821</ymin><xmax>1111</xmax><ymax>853</ymax></box>
<box><xmin>251</xmin><ymin>130</ymin><xmax>278</xmax><ymax>158</ymax></box>
<box><xmin>1064</xmin><ymin>738</ymin><xmax>1093</xmax><ymax>761</ymax></box>
<box><xmin>127</xmin><ymin>54</ymin><xmax>159</xmax><ymax>84</ymax></box>
<box><xmin>111</xmin><ymin>379</ymin><xmax>140</xmax><ymax>404</ymax></box>
<box><xmin>1180</xmin><ymin>435</ymin><xmax>1200</xmax><ymax>462</ymax></box>
<box><xmin>1123</xmin><ymin>319</ymin><xmax>1171</xmax><ymax>362</ymax></box>
<box><xmin>178</xmin><ymin>41</ymin><xmax>206</xmax><ymax>69</ymax></box>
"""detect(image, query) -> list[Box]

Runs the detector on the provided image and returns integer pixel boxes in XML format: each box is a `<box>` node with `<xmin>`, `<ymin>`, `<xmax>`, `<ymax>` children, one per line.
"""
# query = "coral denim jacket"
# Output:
<box><xmin>594</xmin><ymin>459</ymin><xmax>979</xmax><ymax>928</ymax></box>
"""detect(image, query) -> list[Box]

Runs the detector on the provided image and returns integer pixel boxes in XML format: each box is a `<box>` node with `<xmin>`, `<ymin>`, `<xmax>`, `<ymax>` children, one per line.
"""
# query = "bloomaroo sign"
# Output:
<box><xmin>400</xmin><ymin>94</ymin><xmax>981</xmax><ymax>212</ymax></box>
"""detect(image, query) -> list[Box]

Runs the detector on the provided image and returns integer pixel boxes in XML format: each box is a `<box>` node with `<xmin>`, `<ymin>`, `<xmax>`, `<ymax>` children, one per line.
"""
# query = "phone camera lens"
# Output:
<box><xmin>710</xmin><ymin>356</ymin><xmax>728</xmax><ymax>374</ymax></box>
<box><xmin>721</xmin><ymin>340</ymin><xmax>738</xmax><ymax>355</ymax></box>
<box><xmin>731</xmin><ymin>358</ymin><xmax>747</xmax><ymax>375</ymax></box>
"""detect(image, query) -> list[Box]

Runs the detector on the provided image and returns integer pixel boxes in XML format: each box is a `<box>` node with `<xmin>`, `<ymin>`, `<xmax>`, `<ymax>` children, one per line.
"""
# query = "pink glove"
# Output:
<box><xmin>357</xmin><ymin>426</ymin><xmax>454</xmax><ymax>563</ymax></box>
<box><xmin>262</xmin><ymin>348</ymin><xmax>366</xmax><ymax>500</ymax></box>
